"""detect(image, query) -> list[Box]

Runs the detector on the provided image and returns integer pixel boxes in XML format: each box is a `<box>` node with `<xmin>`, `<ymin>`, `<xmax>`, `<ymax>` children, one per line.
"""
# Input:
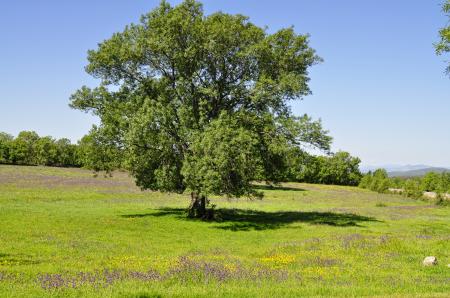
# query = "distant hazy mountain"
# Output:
<box><xmin>388</xmin><ymin>167</ymin><xmax>449</xmax><ymax>177</ymax></box>
<box><xmin>361</xmin><ymin>164</ymin><xmax>428</xmax><ymax>173</ymax></box>
<box><xmin>360</xmin><ymin>164</ymin><xmax>449</xmax><ymax>176</ymax></box>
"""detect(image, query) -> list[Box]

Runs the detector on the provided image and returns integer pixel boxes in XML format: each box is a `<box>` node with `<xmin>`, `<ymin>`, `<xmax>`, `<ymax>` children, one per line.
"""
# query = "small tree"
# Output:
<box><xmin>284</xmin><ymin>148</ymin><xmax>320</xmax><ymax>182</ymax></box>
<box><xmin>440</xmin><ymin>172</ymin><xmax>450</xmax><ymax>193</ymax></box>
<box><xmin>77</xmin><ymin>126</ymin><xmax>122</xmax><ymax>175</ymax></box>
<box><xmin>35</xmin><ymin>136</ymin><xmax>58</xmax><ymax>166</ymax></box>
<box><xmin>403</xmin><ymin>179</ymin><xmax>423</xmax><ymax>199</ymax></box>
<box><xmin>358</xmin><ymin>171</ymin><xmax>373</xmax><ymax>189</ymax></box>
<box><xmin>0</xmin><ymin>132</ymin><xmax>13</xmax><ymax>164</ymax></box>
<box><xmin>317</xmin><ymin>151</ymin><xmax>362</xmax><ymax>186</ymax></box>
<box><xmin>435</xmin><ymin>0</ymin><xmax>450</xmax><ymax>74</ymax></box>
<box><xmin>420</xmin><ymin>172</ymin><xmax>440</xmax><ymax>192</ymax></box>
<box><xmin>55</xmin><ymin>138</ymin><xmax>79</xmax><ymax>167</ymax></box>
<box><xmin>70</xmin><ymin>0</ymin><xmax>330</xmax><ymax>217</ymax></box>
<box><xmin>9</xmin><ymin>131</ymin><xmax>40</xmax><ymax>165</ymax></box>
<box><xmin>360</xmin><ymin>169</ymin><xmax>390</xmax><ymax>193</ymax></box>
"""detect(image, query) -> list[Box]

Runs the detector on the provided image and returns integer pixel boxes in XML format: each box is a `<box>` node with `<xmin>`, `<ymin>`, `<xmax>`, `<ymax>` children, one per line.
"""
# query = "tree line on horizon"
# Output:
<box><xmin>0</xmin><ymin>131</ymin><xmax>79</xmax><ymax>167</ymax></box>
<box><xmin>0</xmin><ymin>129</ymin><xmax>120</xmax><ymax>170</ymax></box>
<box><xmin>0</xmin><ymin>129</ymin><xmax>362</xmax><ymax>186</ymax></box>
<box><xmin>3</xmin><ymin>128</ymin><xmax>448</xmax><ymax>204</ymax></box>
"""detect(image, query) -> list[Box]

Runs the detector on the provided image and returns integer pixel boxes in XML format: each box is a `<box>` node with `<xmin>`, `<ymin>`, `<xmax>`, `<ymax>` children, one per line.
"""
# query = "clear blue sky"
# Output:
<box><xmin>1</xmin><ymin>0</ymin><xmax>449</xmax><ymax>167</ymax></box>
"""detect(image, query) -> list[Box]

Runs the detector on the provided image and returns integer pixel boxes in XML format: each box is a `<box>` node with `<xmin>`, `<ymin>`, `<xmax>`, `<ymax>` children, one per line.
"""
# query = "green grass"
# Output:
<box><xmin>0</xmin><ymin>165</ymin><xmax>449</xmax><ymax>297</ymax></box>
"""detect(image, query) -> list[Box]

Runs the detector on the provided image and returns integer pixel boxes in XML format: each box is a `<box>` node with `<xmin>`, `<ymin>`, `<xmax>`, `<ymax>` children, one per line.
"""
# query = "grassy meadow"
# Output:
<box><xmin>0</xmin><ymin>165</ymin><xmax>449</xmax><ymax>297</ymax></box>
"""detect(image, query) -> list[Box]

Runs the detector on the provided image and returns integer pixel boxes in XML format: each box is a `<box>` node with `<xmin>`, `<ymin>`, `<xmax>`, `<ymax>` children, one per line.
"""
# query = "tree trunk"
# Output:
<box><xmin>188</xmin><ymin>192</ymin><xmax>209</xmax><ymax>219</ymax></box>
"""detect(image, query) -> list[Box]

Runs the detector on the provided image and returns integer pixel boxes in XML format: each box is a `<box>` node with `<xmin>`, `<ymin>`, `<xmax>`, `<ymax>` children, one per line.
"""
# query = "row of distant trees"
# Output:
<box><xmin>0</xmin><ymin>131</ymin><xmax>79</xmax><ymax>167</ymax></box>
<box><xmin>0</xmin><ymin>130</ymin><xmax>362</xmax><ymax>186</ymax></box>
<box><xmin>0</xmin><ymin>129</ymin><xmax>122</xmax><ymax>171</ymax></box>
<box><xmin>359</xmin><ymin>169</ymin><xmax>450</xmax><ymax>202</ymax></box>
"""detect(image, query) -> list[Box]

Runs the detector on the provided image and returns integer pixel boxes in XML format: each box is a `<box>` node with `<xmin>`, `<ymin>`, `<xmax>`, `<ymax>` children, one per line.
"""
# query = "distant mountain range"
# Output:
<box><xmin>360</xmin><ymin>164</ymin><xmax>450</xmax><ymax>177</ymax></box>
<box><xmin>388</xmin><ymin>167</ymin><xmax>449</xmax><ymax>177</ymax></box>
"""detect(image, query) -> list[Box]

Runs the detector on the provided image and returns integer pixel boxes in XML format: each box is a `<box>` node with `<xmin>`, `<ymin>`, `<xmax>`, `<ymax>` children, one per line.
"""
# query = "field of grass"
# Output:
<box><xmin>0</xmin><ymin>165</ymin><xmax>449</xmax><ymax>297</ymax></box>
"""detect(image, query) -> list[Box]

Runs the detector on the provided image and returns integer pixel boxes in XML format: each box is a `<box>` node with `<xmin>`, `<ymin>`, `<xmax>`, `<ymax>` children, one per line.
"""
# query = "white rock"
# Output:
<box><xmin>423</xmin><ymin>256</ymin><xmax>437</xmax><ymax>266</ymax></box>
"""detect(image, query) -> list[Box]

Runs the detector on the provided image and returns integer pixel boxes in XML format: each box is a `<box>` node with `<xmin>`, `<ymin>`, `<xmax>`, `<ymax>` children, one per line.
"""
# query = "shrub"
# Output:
<box><xmin>403</xmin><ymin>179</ymin><xmax>423</xmax><ymax>199</ymax></box>
<box><xmin>359</xmin><ymin>169</ymin><xmax>390</xmax><ymax>193</ymax></box>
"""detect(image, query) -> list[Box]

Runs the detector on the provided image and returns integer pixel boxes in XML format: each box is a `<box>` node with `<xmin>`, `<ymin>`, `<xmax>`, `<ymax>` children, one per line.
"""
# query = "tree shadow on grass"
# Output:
<box><xmin>252</xmin><ymin>184</ymin><xmax>306</xmax><ymax>192</ymax></box>
<box><xmin>122</xmin><ymin>208</ymin><xmax>378</xmax><ymax>231</ymax></box>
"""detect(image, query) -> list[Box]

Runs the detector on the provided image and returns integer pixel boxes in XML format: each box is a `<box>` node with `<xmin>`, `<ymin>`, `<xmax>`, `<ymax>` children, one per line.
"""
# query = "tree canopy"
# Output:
<box><xmin>70</xmin><ymin>0</ymin><xmax>331</xmax><ymax>216</ymax></box>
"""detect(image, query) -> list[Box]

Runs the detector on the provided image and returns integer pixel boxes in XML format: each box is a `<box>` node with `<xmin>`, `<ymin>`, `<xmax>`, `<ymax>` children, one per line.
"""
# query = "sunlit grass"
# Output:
<box><xmin>0</xmin><ymin>165</ymin><xmax>449</xmax><ymax>297</ymax></box>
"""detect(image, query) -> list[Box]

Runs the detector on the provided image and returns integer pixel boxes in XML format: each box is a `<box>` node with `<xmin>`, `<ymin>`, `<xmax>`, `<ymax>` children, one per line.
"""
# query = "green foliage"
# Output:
<box><xmin>287</xmin><ymin>150</ymin><xmax>362</xmax><ymax>186</ymax></box>
<box><xmin>285</xmin><ymin>148</ymin><xmax>319</xmax><ymax>182</ymax></box>
<box><xmin>360</xmin><ymin>169</ymin><xmax>449</xmax><ymax>204</ymax></box>
<box><xmin>316</xmin><ymin>151</ymin><xmax>362</xmax><ymax>186</ymax></box>
<box><xmin>55</xmin><ymin>138</ymin><xmax>79</xmax><ymax>167</ymax></box>
<box><xmin>0</xmin><ymin>132</ymin><xmax>13</xmax><ymax>163</ymax></box>
<box><xmin>9</xmin><ymin>131</ymin><xmax>40</xmax><ymax>165</ymax></box>
<box><xmin>389</xmin><ymin>177</ymin><xmax>404</xmax><ymax>189</ymax></box>
<box><xmin>371</xmin><ymin>169</ymin><xmax>390</xmax><ymax>193</ymax></box>
<box><xmin>403</xmin><ymin>179</ymin><xmax>423</xmax><ymax>199</ymax></box>
<box><xmin>35</xmin><ymin>136</ymin><xmax>58</xmax><ymax>166</ymax></box>
<box><xmin>358</xmin><ymin>171</ymin><xmax>373</xmax><ymax>189</ymax></box>
<box><xmin>435</xmin><ymin>193</ymin><xmax>446</xmax><ymax>206</ymax></box>
<box><xmin>359</xmin><ymin>169</ymin><xmax>390</xmax><ymax>193</ymax></box>
<box><xmin>440</xmin><ymin>172</ymin><xmax>450</xmax><ymax>193</ymax></box>
<box><xmin>435</xmin><ymin>0</ymin><xmax>450</xmax><ymax>74</ymax></box>
<box><xmin>376</xmin><ymin>178</ymin><xmax>391</xmax><ymax>194</ymax></box>
<box><xmin>77</xmin><ymin>126</ymin><xmax>123</xmax><ymax>174</ymax></box>
<box><xmin>420</xmin><ymin>172</ymin><xmax>440</xmax><ymax>192</ymax></box>
<box><xmin>423</xmin><ymin>171</ymin><xmax>450</xmax><ymax>196</ymax></box>
<box><xmin>182</xmin><ymin>112</ymin><xmax>264</xmax><ymax>198</ymax></box>
<box><xmin>70</xmin><ymin>0</ymin><xmax>329</xmax><ymax>202</ymax></box>
<box><xmin>0</xmin><ymin>131</ymin><xmax>81</xmax><ymax>168</ymax></box>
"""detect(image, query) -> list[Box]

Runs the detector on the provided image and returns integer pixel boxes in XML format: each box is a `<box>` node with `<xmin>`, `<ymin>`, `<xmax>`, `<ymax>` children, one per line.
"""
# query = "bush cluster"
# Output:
<box><xmin>286</xmin><ymin>150</ymin><xmax>362</xmax><ymax>186</ymax></box>
<box><xmin>359</xmin><ymin>169</ymin><xmax>450</xmax><ymax>199</ymax></box>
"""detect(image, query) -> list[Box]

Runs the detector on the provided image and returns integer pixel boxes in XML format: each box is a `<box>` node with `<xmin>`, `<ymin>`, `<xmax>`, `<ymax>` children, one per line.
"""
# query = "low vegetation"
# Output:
<box><xmin>359</xmin><ymin>169</ymin><xmax>450</xmax><ymax>203</ymax></box>
<box><xmin>0</xmin><ymin>165</ymin><xmax>449</xmax><ymax>297</ymax></box>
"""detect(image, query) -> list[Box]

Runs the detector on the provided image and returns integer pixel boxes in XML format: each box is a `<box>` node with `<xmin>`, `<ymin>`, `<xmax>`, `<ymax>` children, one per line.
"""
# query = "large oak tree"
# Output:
<box><xmin>70</xmin><ymin>0</ymin><xmax>331</xmax><ymax>217</ymax></box>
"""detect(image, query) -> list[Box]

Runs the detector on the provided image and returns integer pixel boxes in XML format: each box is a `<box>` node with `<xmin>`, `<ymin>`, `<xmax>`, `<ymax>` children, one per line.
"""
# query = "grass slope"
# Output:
<box><xmin>0</xmin><ymin>165</ymin><xmax>449</xmax><ymax>297</ymax></box>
